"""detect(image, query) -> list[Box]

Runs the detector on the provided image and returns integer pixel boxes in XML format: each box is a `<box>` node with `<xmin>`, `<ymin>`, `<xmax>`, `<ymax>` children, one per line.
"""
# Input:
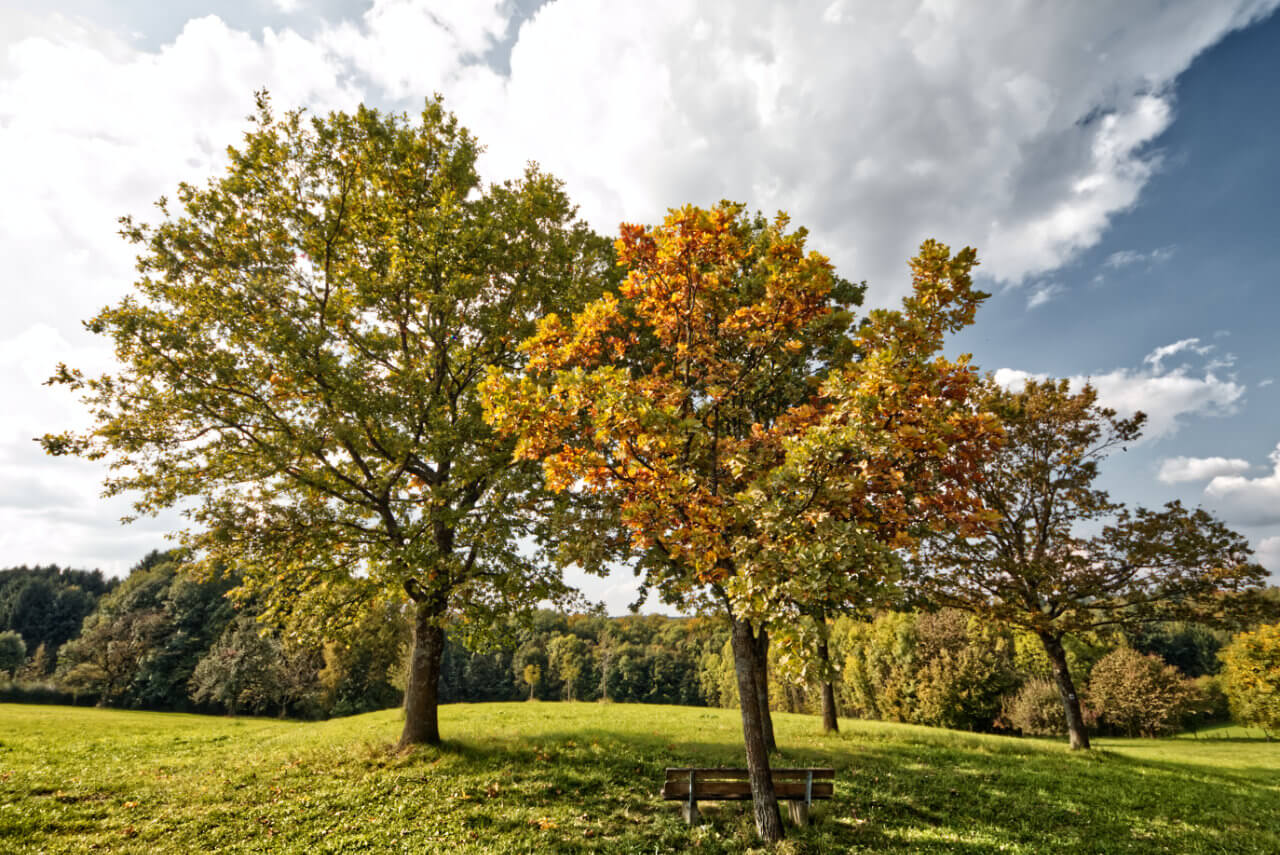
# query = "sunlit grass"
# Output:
<box><xmin>1</xmin><ymin>702</ymin><xmax>1276</xmax><ymax>853</ymax></box>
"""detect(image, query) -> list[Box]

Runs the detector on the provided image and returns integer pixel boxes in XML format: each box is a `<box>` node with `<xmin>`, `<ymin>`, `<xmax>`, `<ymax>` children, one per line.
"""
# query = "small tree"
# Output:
<box><xmin>522</xmin><ymin>663</ymin><xmax>542</xmax><ymax>700</ymax></box>
<box><xmin>0</xmin><ymin>630</ymin><xmax>26</xmax><ymax>678</ymax></box>
<box><xmin>1220</xmin><ymin>623</ymin><xmax>1280</xmax><ymax>736</ymax></box>
<box><xmin>921</xmin><ymin>380</ymin><xmax>1269</xmax><ymax>749</ymax></box>
<box><xmin>1088</xmin><ymin>647</ymin><xmax>1194</xmax><ymax>737</ymax></box>
<box><xmin>42</xmin><ymin>94</ymin><xmax>613</xmax><ymax>747</ymax></box>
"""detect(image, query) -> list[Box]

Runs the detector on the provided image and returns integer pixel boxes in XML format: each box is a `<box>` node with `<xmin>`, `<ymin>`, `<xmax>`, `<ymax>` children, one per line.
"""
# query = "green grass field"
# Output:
<box><xmin>1</xmin><ymin>702</ymin><xmax>1276</xmax><ymax>854</ymax></box>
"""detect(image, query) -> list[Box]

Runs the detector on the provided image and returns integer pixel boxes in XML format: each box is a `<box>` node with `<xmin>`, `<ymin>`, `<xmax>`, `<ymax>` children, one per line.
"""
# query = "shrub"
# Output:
<box><xmin>1219</xmin><ymin>622</ymin><xmax>1280</xmax><ymax>735</ymax></box>
<box><xmin>1088</xmin><ymin>647</ymin><xmax>1194</xmax><ymax>737</ymax></box>
<box><xmin>1001</xmin><ymin>678</ymin><xmax>1068</xmax><ymax>737</ymax></box>
<box><xmin>1182</xmin><ymin>675</ymin><xmax>1231</xmax><ymax>732</ymax></box>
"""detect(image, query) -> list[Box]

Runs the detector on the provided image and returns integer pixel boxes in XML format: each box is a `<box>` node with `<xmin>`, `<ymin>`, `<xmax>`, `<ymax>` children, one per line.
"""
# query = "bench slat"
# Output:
<box><xmin>662</xmin><ymin>781</ymin><xmax>834</xmax><ymax>800</ymax></box>
<box><xmin>664</xmin><ymin>767</ymin><xmax>834</xmax><ymax>783</ymax></box>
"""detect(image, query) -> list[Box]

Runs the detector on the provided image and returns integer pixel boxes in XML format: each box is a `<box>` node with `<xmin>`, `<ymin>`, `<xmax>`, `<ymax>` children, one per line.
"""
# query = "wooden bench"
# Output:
<box><xmin>661</xmin><ymin>767</ymin><xmax>834</xmax><ymax>826</ymax></box>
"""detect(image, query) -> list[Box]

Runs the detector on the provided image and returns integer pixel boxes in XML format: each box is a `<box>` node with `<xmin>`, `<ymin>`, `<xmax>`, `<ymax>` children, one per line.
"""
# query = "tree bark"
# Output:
<box><xmin>752</xmin><ymin>625</ymin><xmax>777</xmax><ymax>753</ymax></box>
<box><xmin>399</xmin><ymin>597</ymin><xmax>446</xmax><ymax>749</ymax></box>
<box><xmin>731</xmin><ymin>615</ymin><xmax>784</xmax><ymax>842</ymax></box>
<box><xmin>817</xmin><ymin>632</ymin><xmax>839</xmax><ymax>733</ymax></box>
<box><xmin>1039</xmin><ymin>632</ymin><xmax>1090</xmax><ymax>750</ymax></box>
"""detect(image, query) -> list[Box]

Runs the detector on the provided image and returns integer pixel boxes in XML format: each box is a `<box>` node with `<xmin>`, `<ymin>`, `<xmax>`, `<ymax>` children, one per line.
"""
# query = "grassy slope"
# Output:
<box><xmin>1</xmin><ymin>703</ymin><xmax>1276</xmax><ymax>854</ymax></box>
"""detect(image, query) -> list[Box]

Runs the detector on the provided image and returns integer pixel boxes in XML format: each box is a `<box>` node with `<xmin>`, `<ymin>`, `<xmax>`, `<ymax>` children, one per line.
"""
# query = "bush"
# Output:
<box><xmin>1182</xmin><ymin>675</ymin><xmax>1231</xmax><ymax>732</ymax></box>
<box><xmin>1088</xmin><ymin>647</ymin><xmax>1194</xmax><ymax>737</ymax></box>
<box><xmin>1001</xmin><ymin>678</ymin><xmax>1068</xmax><ymax>737</ymax></box>
<box><xmin>1219</xmin><ymin>623</ymin><xmax>1280</xmax><ymax>734</ymax></box>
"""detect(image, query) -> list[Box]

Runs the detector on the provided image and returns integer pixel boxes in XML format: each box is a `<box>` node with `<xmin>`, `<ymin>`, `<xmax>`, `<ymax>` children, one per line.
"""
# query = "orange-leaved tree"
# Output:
<box><xmin>482</xmin><ymin>202</ymin><xmax>1000</xmax><ymax>842</ymax></box>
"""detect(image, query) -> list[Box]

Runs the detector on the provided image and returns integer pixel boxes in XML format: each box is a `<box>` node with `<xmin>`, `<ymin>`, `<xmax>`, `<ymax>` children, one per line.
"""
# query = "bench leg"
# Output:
<box><xmin>787</xmin><ymin>800</ymin><xmax>809</xmax><ymax>827</ymax></box>
<box><xmin>681</xmin><ymin>801</ymin><xmax>700</xmax><ymax>826</ymax></box>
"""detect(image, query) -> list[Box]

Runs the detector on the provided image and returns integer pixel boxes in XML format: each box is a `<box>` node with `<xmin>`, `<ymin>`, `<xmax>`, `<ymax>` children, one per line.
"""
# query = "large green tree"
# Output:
<box><xmin>920</xmin><ymin>379</ymin><xmax>1270</xmax><ymax>749</ymax></box>
<box><xmin>42</xmin><ymin>94</ymin><xmax>613</xmax><ymax>747</ymax></box>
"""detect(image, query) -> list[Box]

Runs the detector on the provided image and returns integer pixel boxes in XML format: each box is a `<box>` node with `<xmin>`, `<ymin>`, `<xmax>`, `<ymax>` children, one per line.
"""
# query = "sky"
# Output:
<box><xmin>1</xmin><ymin>1</ymin><xmax>1277</xmax><ymax>613</ymax></box>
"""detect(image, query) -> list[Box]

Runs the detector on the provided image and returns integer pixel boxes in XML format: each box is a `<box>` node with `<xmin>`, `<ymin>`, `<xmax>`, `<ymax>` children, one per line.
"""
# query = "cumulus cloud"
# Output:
<box><xmin>1157</xmin><ymin>455</ymin><xmax>1252</xmax><ymax>483</ymax></box>
<box><xmin>1204</xmin><ymin>443</ymin><xmax>1280</xmax><ymax>526</ymax></box>
<box><xmin>995</xmin><ymin>338</ymin><xmax>1246</xmax><ymax>441</ymax></box>
<box><xmin>446</xmin><ymin>0</ymin><xmax>1280</xmax><ymax>303</ymax></box>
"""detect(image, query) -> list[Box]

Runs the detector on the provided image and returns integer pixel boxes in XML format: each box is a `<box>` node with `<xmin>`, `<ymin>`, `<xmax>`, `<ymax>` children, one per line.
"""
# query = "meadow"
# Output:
<box><xmin>1</xmin><ymin>702</ymin><xmax>1276</xmax><ymax>854</ymax></box>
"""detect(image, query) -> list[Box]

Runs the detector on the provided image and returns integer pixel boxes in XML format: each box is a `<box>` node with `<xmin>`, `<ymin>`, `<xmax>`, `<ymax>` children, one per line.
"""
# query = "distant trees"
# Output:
<box><xmin>1220</xmin><ymin>623</ymin><xmax>1280</xmax><ymax>736</ymax></box>
<box><xmin>0</xmin><ymin>630</ymin><xmax>25</xmax><ymax>678</ymax></box>
<box><xmin>57</xmin><ymin>551</ymin><xmax>235</xmax><ymax>708</ymax></box>
<box><xmin>0</xmin><ymin>565</ymin><xmax>115</xmax><ymax>670</ymax></box>
<box><xmin>921</xmin><ymin>380</ymin><xmax>1269</xmax><ymax>749</ymax></box>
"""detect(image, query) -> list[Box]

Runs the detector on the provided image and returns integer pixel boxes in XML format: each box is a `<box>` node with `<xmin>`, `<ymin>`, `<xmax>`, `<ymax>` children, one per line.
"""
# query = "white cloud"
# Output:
<box><xmin>1144</xmin><ymin>337</ymin><xmax>1214</xmax><ymax>372</ymax></box>
<box><xmin>1257</xmin><ymin>536</ymin><xmax>1280</xmax><ymax>573</ymax></box>
<box><xmin>996</xmin><ymin>338</ymin><xmax>1246</xmax><ymax>441</ymax></box>
<box><xmin>1104</xmin><ymin>245</ymin><xmax>1176</xmax><ymax>269</ymax></box>
<box><xmin>1157</xmin><ymin>455</ymin><xmax>1252</xmax><ymax>483</ymax></box>
<box><xmin>1260</xmin><ymin>378</ymin><xmax>1275</xmax><ymax>388</ymax></box>
<box><xmin>450</xmin><ymin>0</ymin><xmax>1279</xmax><ymax>303</ymax></box>
<box><xmin>1026</xmin><ymin>282</ymin><xmax>1065</xmax><ymax>310</ymax></box>
<box><xmin>322</xmin><ymin>0</ymin><xmax>507</xmax><ymax>99</ymax></box>
<box><xmin>1204</xmin><ymin>443</ymin><xmax>1280</xmax><ymax>526</ymax></box>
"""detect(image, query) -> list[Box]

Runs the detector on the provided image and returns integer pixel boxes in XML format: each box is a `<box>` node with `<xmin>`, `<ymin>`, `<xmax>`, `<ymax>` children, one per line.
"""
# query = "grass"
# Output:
<box><xmin>1</xmin><ymin>702</ymin><xmax>1277</xmax><ymax>854</ymax></box>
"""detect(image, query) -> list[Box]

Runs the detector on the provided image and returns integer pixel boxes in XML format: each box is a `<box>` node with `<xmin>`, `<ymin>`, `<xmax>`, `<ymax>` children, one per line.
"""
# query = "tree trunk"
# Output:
<box><xmin>399</xmin><ymin>598</ymin><xmax>446</xmax><ymax>749</ymax></box>
<box><xmin>1039</xmin><ymin>633</ymin><xmax>1090</xmax><ymax>750</ymax></box>
<box><xmin>817</xmin><ymin>632</ymin><xmax>839</xmax><ymax>733</ymax></box>
<box><xmin>752</xmin><ymin>625</ymin><xmax>777</xmax><ymax>753</ymax></box>
<box><xmin>731</xmin><ymin>615</ymin><xmax>784</xmax><ymax>843</ymax></box>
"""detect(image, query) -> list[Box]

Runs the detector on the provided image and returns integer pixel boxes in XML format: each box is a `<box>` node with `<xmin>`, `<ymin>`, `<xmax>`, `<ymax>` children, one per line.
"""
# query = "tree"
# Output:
<box><xmin>484</xmin><ymin>203</ymin><xmax>997</xmax><ymax>841</ymax></box>
<box><xmin>1220</xmin><ymin>622</ymin><xmax>1280</xmax><ymax>736</ymax></box>
<box><xmin>920</xmin><ymin>379</ymin><xmax>1270</xmax><ymax>749</ymax></box>
<box><xmin>1087</xmin><ymin>647</ymin><xmax>1193</xmax><ymax>737</ymax></box>
<box><xmin>42</xmin><ymin>94</ymin><xmax>613</xmax><ymax>747</ymax></box>
<box><xmin>0</xmin><ymin>630</ymin><xmax>25</xmax><ymax>678</ymax></box>
<box><xmin>189</xmin><ymin>617</ymin><xmax>286</xmax><ymax>716</ymax></box>
<box><xmin>522</xmin><ymin>663</ymin><xmax>542</xmax><ymax>700</ymax></box>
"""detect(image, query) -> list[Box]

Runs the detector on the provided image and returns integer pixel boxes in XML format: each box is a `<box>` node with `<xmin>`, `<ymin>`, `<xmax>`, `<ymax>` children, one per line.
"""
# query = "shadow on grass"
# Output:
<box><xmin>395</xmin><ymin>723</ymin><xmax>1280</xmax><ymax>855</ymax></box>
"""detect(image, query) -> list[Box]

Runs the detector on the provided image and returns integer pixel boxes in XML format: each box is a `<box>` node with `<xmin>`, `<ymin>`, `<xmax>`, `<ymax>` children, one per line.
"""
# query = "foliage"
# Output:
<box><xmin>1087</xmin><ymin>647</ymin><xmax>1195</xmax><ymax>737</ymax></box>
<box><xmin>0</xmin><ymin>564</ymin><xmax>115</xmax><ymax>666</ymax></box>
<box><xmin>41</xmin><ymin>93</ymin><xmax>613</xmax><ymax>745</ymax></box>
<box><xmin>3</xmin><ymin>702</ymin><xmax>1280</xmax><ymax>854</ymax></box>
<box><xmin>1127</xmin><ymin>621</ymin><xmax>1229</xmax><ymax>677</ymax></box>
<box><xmin>0</xmin><ymin>629</ymin><xmax>26</xmax><ymax>677</ymax></box>
<box><xmin>830</xmin><ymin>610</ymin><xmax>1020</xmax><ymax>731</ymax></box>
<box><xmin>920</xmin><ymin>379</ymin><xmax>1270</xmax><ymax>748</ymax></box>
<box><xmin>1220</xmin><ymin>622</ymin><xmax>1280</xmax><ymax>734</ymax></box>
<box><xmin>1001</xmin><ymin>678</ymin><xmax>1070</xmax><ymax>737</ymax></box>
<box><xmin>189</xmin><ymin>617</ymin><xmax>292</xmax><ymax>716</ymax></box>
<box><xmin>56</xmin><ymin>551</ymin><xmax>235</xmax><ymax>709</ymax></box>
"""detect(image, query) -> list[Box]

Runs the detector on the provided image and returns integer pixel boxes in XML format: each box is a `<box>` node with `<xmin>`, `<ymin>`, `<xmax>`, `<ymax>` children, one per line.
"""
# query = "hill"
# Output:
<box><xmin>1</xmin><ymin>702</ymin><xmax>1276</xmax><ymax>853</ymax></box>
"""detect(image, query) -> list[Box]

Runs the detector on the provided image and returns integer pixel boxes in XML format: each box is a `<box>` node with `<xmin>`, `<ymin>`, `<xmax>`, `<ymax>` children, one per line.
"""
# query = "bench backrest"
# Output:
<box><xmin>663</xmin><ymin>768</ymin><xmax>834</xmax><ymax>800</ymax></box>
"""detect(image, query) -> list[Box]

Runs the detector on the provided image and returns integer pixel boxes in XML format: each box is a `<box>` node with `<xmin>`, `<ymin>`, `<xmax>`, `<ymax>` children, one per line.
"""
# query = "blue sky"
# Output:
<box><xmin>0</xmin><ymin>1</ymin><xmax>1277</xmax><ymax>611</ymax></box>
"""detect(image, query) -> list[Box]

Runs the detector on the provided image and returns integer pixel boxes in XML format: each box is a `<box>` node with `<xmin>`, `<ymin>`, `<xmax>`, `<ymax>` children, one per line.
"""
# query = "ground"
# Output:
<box><xmin>0</xmin><ymin>702</ymin><xmax>1276</xmax><ymax>853</ymax></box>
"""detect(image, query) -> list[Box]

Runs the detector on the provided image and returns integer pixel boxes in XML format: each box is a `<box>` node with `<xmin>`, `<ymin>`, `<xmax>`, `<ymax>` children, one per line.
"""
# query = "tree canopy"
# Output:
<box><xmin>484</xmin><ymin>203</ymin><xmax>1000</xmax><ymax>841</ymax></box>
<box><xmin>42</xmin><ymin>93</ymin><xmax>614</xmax><ymax>746</ymax></box>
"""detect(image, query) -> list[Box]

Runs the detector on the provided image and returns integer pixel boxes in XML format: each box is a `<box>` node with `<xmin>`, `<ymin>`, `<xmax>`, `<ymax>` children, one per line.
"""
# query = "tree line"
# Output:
<box><xmin>36</xmin><ymin>92</ymin><xmax>1277</xmax><ymax>843</ymax></box>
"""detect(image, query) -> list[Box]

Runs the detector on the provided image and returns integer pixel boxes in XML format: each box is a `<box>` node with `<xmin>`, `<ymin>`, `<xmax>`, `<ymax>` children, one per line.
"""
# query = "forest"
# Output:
<box><xmin>2</xmin><ymin>550</ymin><xmax>1275</xmax><ymax>743</ymax></box>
